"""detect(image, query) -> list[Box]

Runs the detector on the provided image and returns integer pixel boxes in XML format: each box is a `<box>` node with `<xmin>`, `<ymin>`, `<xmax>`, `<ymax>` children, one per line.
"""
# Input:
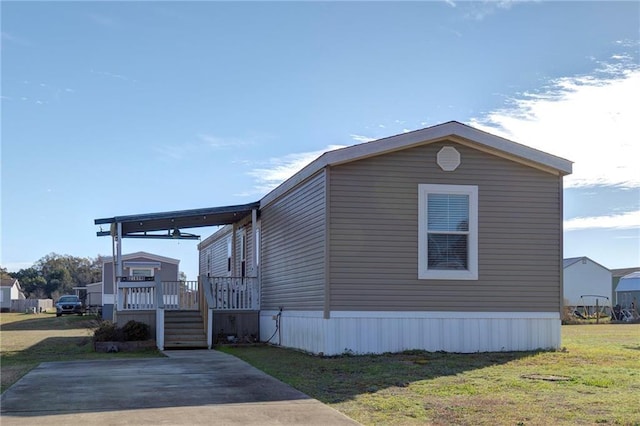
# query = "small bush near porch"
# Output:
<box><xmin>220</xmin><ymin>324</ymin><xmax>640</xmax><ymax>425</ymax></box>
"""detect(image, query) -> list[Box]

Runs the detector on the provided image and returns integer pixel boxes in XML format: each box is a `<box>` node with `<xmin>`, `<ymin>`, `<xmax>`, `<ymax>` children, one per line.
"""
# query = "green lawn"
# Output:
<box><xmin>220</xmin><ymin>324</ymin><xmax>640</xmax><ymax>425</ymax></box>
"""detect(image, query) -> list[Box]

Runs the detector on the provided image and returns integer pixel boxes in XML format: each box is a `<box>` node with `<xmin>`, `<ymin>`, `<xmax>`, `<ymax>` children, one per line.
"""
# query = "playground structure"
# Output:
<box><xmin>571</xmin><ymin>294</ymin><xmax>611</xmax><ymax>323</ymax></box>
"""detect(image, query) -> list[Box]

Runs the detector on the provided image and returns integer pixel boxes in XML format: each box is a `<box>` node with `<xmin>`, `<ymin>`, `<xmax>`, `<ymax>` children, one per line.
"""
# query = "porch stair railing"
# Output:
<box><xmin>208</xmin><ymin>276</ymin><xmax>260</xmax><ymax>310</ymax></box>
<box><xmin>118</xmin><ymin>277</ymin><xmax>258</xmax><ymax>350</ymax></box>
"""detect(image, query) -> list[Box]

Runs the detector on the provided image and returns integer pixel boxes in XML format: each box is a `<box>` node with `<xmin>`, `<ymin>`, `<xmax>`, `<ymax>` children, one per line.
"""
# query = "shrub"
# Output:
<box><xmin>93</xmin><ymin>321</ymin><xmax>123</xmax><ymax>342</ymax></box>
<box><xmin>122</xmin><ymin>320</ymin><xmax>150</xmax><ymax>341</ymax></box>
<box><xmin>92</xmin><ymin>320</ymin><xmax>150</xmax><ymax>342</ymax></box>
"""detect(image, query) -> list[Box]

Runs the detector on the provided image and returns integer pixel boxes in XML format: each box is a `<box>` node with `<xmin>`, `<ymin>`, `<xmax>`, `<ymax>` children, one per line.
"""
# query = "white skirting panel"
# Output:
<box><xmin>260</xmin><ymin>310</ymin><xmax>561</xmax><ymax>355</ymax></box>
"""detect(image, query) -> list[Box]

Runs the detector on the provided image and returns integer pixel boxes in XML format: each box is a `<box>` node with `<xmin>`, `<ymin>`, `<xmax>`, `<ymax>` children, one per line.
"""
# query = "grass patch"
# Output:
<box><xmin>0</xmin><ymin>312</ymin><xmax>163</xmax><ymax>394</ymax></box>
<box><xmin>220</xmin><ymin>324</ymin><xmax>640</xmax><ymax>425</ymax></box>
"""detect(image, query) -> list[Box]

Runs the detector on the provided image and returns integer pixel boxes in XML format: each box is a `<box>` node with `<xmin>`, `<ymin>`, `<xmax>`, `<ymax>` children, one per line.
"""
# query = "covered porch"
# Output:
<box><xmin>94</xmin><ymin>202</ymin><xmax>261</xmax><ymax>350</ymax></box>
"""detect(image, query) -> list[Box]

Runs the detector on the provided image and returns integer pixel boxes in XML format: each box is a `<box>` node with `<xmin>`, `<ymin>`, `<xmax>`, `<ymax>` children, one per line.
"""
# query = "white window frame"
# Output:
<box><xmin>129</xmin><ymin>267</ymin><xmax>154</xmax><ymax>278</ymax></box>
<box><xmin>240</xmin><ymin>228</ymin><xmax>247</xmax><ymax>277</ymax></box>
<box><xmin>255</xmin><ymin>225</ymin><xmax>260</xmax><ymax>267</ymax></box>
<box><xmin>418</xmin><ymin>184</ymin><xmax>478</xmax><ymax>280</ymax></box>
<box><xmin>226</xmin><ymin>236</ymin><xmax>232</xmax><ymax>276</ymax></box>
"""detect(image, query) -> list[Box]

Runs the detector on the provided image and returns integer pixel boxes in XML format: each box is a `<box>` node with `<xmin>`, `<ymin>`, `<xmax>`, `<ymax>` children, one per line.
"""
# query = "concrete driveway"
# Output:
<box><xmin>1</xmin><ymin>349</ymin><xmax>359</xmax><ymax>425</ymax></box>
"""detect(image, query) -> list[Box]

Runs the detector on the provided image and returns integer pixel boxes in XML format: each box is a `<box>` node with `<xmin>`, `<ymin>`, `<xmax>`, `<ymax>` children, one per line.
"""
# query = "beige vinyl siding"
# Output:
<box><xmin>103</xmin><ymin>263</ymin><xmax>114</xmax><ymax>295</ymax></box>
<box><xmin>329</xmin><ymin>140</ymin><xmax>562</xmax><ymax>312</ymax></box>
<box><xmin>199</xmin><ymin>227</ymin><xmax>232</xmax><ymax>277</ymax></box>
<box><xmin>261</xmin><ymin>171</ymin><xmax>326</xmax><ymax>310</ymax></box>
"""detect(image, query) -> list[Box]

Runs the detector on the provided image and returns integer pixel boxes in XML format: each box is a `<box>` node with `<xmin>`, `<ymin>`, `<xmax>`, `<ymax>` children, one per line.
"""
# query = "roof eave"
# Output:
<box><xmin>260</xmin><ymin>121</ymin><xmax>573</xmax><ymax>208</ymax></box>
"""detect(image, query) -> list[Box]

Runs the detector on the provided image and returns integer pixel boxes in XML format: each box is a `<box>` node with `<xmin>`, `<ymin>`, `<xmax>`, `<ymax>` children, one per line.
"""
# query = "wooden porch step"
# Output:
<box><xmin>164</xmin><ymin>310</ymin><xmax>207</xmax><ymax>349</ymax></box>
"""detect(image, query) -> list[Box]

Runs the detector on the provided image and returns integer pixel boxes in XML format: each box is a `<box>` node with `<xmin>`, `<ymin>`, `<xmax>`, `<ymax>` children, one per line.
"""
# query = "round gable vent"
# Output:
<box><xmin>437</xmin><ymin>146</ymin><xmax>461</xmax><ymax>171</ymax></box>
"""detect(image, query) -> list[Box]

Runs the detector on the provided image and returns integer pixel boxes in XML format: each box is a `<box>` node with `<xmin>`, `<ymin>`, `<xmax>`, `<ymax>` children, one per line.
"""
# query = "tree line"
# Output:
<box><xmin>1</xmin><ymin>253</ymin><xmax>104</xmax><ymax>300</ymax></box>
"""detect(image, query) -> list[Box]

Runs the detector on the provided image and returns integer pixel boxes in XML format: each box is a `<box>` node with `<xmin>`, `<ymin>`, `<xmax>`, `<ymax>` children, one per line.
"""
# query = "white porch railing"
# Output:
<box><xmin>162</xmin><ymin>281</ymin><xmax>199</xmax><ymax>310</ymax></box>
<box><xmin>117</xmin><ymin>278</ymin><xmax>199</xmax><ymax>351</ymax></box>
<box><xmin>208</xmin><ymin>276</ymin><xmax>260</xmax><ymax>310</ymax></box>
<box><xmin>118</xmin><ymin>280</ymin><xmax>199</xmax><ymax>311</ymax></box>
<box><xmin>119</xmin><ymin>282</ymin><xmax>156</xmax><ymax>310</ymax></box>
<box><xmin>117</xmin><ymin>277</ymin><xmax>257</xmax><ymax>351</ymax></box>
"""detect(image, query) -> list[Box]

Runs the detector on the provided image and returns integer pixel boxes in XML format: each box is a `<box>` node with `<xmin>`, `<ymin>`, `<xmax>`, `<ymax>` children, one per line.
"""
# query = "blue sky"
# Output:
<box><xmin>2</xmin><ymin>1</ymin><xmax>638</xmax><ymax>281</ymax></box>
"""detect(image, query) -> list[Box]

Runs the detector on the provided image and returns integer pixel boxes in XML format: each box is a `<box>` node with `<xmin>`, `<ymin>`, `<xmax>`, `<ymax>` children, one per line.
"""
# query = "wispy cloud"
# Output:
<box><xmin>248</xmin><ymin>145</ymin><xmax>346</xmax><ymax>195</ymax></box>
<box><xmin>90</xmin><ymin>69</ymin><xmax>136</xmax><ymax>83</ymax></box>
<box><xmin>470</xmin><ymin>53</ymin><xmax>640</xmax><ymax>189</ymax></box>
<box><xmin>564</xmin><ymin>210</ymin><xmax>640</xmax><ymax>232</ymax></box>
<box><xmin>88</xmin><ymin>13</ymin><xmax>118</xmax><ymax>29</ymax></box>
<box><xmin>197</xmin><ymin>134</ymin><xmax>249</xmax><ymax>149</ymax></box>
<box><xmin>460</xmin><ymin>0</ymin><xmax>523</xmax><ymax>21</ymax></box>
<box><xmin>155</xmin><ymin>134</ymin><xmax>252</xmax><ymax>161</ymax></box>
<box><xmin>350</xmin><ymin>134</ymin><xmax>375</xmax><ymax>143</ymax></box>
<box><xmin>1</xmin><ymin>31</ymin><xmax>32</xmax><ymax>47</ymax></box>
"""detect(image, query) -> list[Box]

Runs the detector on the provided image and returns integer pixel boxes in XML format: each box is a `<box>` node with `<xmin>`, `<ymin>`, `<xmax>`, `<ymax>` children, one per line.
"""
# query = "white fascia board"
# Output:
<box><xmin>102</xmin><ymin>251</ymin><xmax>180</xmax><ymax>265</ymax></box>
<box><xmin>260</xmin><ymin>121</ymin><xmax>573</xmax><ymax>208</ymax></box>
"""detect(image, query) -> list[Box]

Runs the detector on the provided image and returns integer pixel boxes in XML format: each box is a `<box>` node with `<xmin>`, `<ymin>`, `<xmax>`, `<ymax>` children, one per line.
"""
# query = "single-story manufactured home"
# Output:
<box><xmin>95</xmin><ymin>121</ymin><xmax>572</xmax><ymax>354</ymax></box>
<box><xmin>101</xmin><ymin>251</ymin><xmax>180</xmax><ymax>321</ymax></box>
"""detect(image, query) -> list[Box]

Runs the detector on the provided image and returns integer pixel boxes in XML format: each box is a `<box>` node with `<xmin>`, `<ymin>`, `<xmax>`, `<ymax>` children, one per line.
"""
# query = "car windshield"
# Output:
<box><xmin>58</xmin><ymin>296</ymin><xmax>79</xmax><ymax>303</ymax></box>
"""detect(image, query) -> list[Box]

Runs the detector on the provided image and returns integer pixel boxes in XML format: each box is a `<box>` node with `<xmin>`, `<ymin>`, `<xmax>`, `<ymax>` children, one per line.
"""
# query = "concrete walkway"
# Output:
<box><xmin>1</xmin><ymin>350</ymin><xmax>359</xmax><ymax>425</ymax></box>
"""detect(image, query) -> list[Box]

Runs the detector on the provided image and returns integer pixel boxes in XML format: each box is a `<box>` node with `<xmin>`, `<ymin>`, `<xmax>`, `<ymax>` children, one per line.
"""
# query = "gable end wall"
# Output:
<box><xmin>328</xmin><ymin>141</ymin><xmax>562</xmax><ymax>312</ymax></box>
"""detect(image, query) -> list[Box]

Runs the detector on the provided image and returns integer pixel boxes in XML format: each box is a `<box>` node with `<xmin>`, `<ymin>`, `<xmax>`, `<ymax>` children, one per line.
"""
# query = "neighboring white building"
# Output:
<box><xmin>563</xmin><ymin>257</ymin><xmax>612</xmax><ymax>312</ymax></box>
<box><xmin>0</xmin><ymin>278</ymin><xmax>24</xmax><ymax>311</ymax></box>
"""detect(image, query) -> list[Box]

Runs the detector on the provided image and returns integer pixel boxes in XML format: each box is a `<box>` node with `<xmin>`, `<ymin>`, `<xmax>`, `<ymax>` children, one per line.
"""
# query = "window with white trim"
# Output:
<box><xmin>130</xmin><ymin>268</ymin><xmax>154</xmax><ymax>278</ymax></box>
<box><xmin>240</xmin><ymin>229</ymin><xmax>247</xmax><ymax>277</ymax></box>
<box><xmin>418</xmin><ymin>184</ymin><xmax>478</xmax><ymax>280</ymax></box>
<box><xmin>226</xmin><ymin>236</ymin><xmax>232</xmax><ymax>275</ymax></box>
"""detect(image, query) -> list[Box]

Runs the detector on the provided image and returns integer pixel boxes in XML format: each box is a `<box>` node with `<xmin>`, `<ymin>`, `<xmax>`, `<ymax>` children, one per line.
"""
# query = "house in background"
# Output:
<box><xmin>101</xmin><ymin>251</ymin><xmax>180</xmax><ymax>325</ymax></box>
<box><xmin>0</xmin><ymin>278</ymin><xmax>24</xmax><ymax>312</ymax></box>
<box><xmin>85</xmin><ymin>282</ymin><xmax>103</xmax><ymax>308</ymax></box>
<box><xmin>563</xmin><ymin>257</ymin><xmax>612</xmax><ymax>314</ymax></box>
<box><xmin>198</xmin><ymin>121</ymin><xmax>572</xmax><ymax>355</ymax></box>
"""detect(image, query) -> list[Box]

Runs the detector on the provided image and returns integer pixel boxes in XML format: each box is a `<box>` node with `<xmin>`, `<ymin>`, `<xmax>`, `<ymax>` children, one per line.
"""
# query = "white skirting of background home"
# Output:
<box><xmin>259</xmin><ymin>310</ymin><xmax>561</xmax><ymax>356</ymax></box>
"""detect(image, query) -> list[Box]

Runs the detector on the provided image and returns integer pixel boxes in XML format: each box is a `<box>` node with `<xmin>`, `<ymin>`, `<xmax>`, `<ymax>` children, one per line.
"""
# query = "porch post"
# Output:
<box><xmin>155</xmin><ymin>276</ymin><xmax>164</xmax><ymax>351</ymax></box>
<box><xmin>115</xmin><ymin>222</ymin><xmax>123</xmax><ymax>322</ymax></box>
<box><xmin>207</xmin><ymin>305</ymin><xmax>214</xmax><ymax>349</ymax></box>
